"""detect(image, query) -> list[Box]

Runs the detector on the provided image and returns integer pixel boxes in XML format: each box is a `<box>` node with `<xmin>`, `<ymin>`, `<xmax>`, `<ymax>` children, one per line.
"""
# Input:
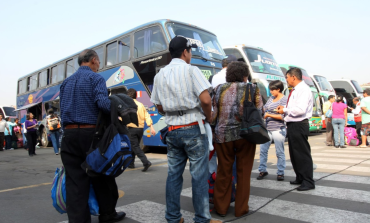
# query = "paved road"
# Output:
<box><xmin>0</xmin><ymin>133</ymin><xmax>370</xmax><ymax>223</ymax></box>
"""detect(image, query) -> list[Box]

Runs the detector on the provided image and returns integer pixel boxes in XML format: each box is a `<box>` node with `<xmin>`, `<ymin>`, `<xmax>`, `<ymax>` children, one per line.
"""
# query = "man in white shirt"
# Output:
<box><xmin>210</xmin><ymin>55</ymin><xmax>237</xmax><ymax>89</ymax></box>
<box><xmin>0</xmin><ymin>114</ymin><xmax>10</xmax><ymax>151</ymax></box>
<box><xmin>277</xmin><ymin>68</ymin><xmax>315</xmax><ymax>191</ymax></box>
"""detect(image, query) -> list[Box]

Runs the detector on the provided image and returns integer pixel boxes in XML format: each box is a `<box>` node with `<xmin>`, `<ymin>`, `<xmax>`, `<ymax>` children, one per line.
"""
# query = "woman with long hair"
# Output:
<box><xmin>25</xmin><ymin>113</ymin><xmax>38</xmax><ymax>156</ymax></box>
<box><xmin>212</xmin><ymin>61</ymin><xmax>263</xmax><ymax>217</ymax></box>
<box><xmin>332</xmin><ymin>95</ymin><xmax>347</xmax><ymax>148</ymax></box>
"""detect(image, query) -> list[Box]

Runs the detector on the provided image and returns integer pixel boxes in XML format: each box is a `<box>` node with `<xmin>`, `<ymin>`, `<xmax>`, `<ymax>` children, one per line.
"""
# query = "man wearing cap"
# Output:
<box><xmin>151</xmin><ymin>36</ymin><xmax>219</xmax><ymax>223</ymax></box>
<box><xmin>210</xmin><ymin>55</ymin><xmax>237</xmax><ymax>89</ymax></box>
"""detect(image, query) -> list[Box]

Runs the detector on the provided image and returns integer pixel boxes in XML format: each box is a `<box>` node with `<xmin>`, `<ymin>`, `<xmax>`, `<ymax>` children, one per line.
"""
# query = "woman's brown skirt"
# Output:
<box><xmin>214</xmin><ymin>138</ymin><xmax>256</xmax><ymax>217</ymax></box>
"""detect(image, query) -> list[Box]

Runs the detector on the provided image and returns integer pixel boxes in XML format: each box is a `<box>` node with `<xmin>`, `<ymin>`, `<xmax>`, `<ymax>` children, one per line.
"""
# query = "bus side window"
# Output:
<box><xmin>39</xmin><ymin>69</ymin><xmax>50</xmax><ymax>87</ymax></box>
<box><xmin>106</xmin><ymin>41</ymin><xmax>117</xmax><ymax>66</ymax></box>
<box><xmin>66</xmin><ymin>59</ymin><xmax>74</xmax><ymax>78</ymax></box>
<box><xmin>27</xmin><ymin>77</ymin><xmax>31</xmax><ymax>91</ymax></box>
<box><xmin>94</xmin><ymin>46</ymin><xmax>104</xmax><ymax>70</ymax></box>
<box><xmin>118</xmin><ymin>36</ymin><xmax>131</xmax><ymax>63</ymax></box>
<box><xmin>223</xmin><ymin>49</ymin><xmax>244</xmax><ymax>62</ymax></box>
<box><xmin>134</xmin><ymin>26</ymin><xmax>166</xmax><ymax>58</ymax></box>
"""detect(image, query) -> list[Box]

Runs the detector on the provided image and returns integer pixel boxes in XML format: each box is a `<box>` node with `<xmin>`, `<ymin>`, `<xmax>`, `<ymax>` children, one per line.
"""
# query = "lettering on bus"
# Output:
<box><xmin>185</xmin><ymin>37</ymin><xmax>222</xmax><ymax>55</ymax></box>
<box><xmin>255</xmin><ymin>55</ymin><xmax>279</xmax><ymax>67</ymax></box>
<box><xmin>266</xmin><ymin>75</ymin><xmax>285</xmax><ymax>82</ymax></box>
<box><xmin>140</xmin><ymin>56</ymin><xmax>163</xmax><ymax>64</ymax></box>
<box><xmin>201</xmin><ymin>70</ymin><xmax>212</xmax><ymax>80</ymax></box>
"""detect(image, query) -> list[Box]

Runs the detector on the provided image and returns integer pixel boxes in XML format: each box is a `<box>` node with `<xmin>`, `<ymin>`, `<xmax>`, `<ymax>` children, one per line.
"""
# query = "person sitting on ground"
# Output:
<box><xmin>257</xmin><ymin>80</ymin><xmax>287</xmax><ymax>181</ymax></box>
<box><xmin>332</xmin><ymin>95</ymin><xmax>347</xmax><ymax>148</ymax></box>
<box><xmin>212</xmin><ymin>61</ymin><xmax>263</xmax><ymax>217</ymax></box>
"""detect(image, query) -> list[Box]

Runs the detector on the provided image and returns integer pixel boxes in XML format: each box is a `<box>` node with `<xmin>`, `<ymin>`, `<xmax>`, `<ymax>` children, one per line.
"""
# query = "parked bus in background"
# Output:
<box><xmin>329</xmin><ymin>79</ymin><xmax>362</xmax><ymax>126</ymax></box>
<box><xmin>15</xmin><ymin>19</ymin><xmax>225</xmax><ymax>147</ymax></box>
<box><xmin>279</xmin><ymin>65</ymin><xmax>323</xmax><ymax>132</ymax></box>
<box><xmin>223</xmin><ymin>45</ymin><xmax>288</xmax><ymax>104</ymax></box>
<box><xmin>309</xmin><ymin>73</ymin><xmax>336</xmax><ymax>128</ymax></box>
<box><xmin>0</xmin><ymin>106</ymin><xmax>17</xmax><ymax>121</ymax></box>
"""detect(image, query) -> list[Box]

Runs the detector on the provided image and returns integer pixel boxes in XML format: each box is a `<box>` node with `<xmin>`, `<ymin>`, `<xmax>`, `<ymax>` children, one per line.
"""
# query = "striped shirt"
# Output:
<box><xmin>150</xmin><ymin>58</ymin><xmax>212</xmax><ymax>126</ymax></box>
<box><xmin>264</xmin><ymin>96</ymin><xmax>287</xmax><ymax>131</ymax></box>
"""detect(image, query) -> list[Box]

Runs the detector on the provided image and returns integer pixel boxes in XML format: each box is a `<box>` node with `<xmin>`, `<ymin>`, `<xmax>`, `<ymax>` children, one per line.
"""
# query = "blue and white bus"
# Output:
<box><xmin>16</xmin><ymin>19</ymin><xmax>225</xmax><ymax>147</ymax></box>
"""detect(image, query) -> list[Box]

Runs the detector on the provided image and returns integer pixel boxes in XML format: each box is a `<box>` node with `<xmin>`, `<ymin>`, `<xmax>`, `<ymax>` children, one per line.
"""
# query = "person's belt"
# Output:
<box><xmin>168</xmin><ymin>120</ymin><xmax>205</xmax><ymax>132</ymax></box>
<box><xmin>65</xmin><ymin>124</ymin><xmax>96</xmax><ymax>129</ymax></box>
<box><xmin>166</xmin><ymin>108</ymin><xmax>206</xmax><ymax>134</ymax></box>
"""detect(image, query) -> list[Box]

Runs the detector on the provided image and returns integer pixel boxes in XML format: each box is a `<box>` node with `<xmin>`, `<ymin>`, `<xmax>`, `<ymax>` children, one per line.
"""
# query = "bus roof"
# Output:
<box><xmin>279</xmin><ymin>64</ymin><xmax>307</xmax><ymax>71</ymax></box>
<box><xmin>223</xmin><ymin>44</ymin><xmax>273</xmax><ymax>55</ymax></box>
<box><xmin>18</xmin><ymin>19</ymin><xmax>217</xmax><ymax>81</ymax></box>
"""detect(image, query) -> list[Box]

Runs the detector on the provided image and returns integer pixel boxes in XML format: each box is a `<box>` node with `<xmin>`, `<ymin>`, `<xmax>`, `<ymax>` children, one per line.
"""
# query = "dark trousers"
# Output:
<box><xmin>214</xmin><ymin>139</ymin><xmax>256</xmax><ymax>217</ymax></box>
<box><xmin>325</xmin><ymin>118</ymin><xmax>334</xmax><ymax>145</ymax></box>
<box><xmin>128</xmin><ymin>127</ymin><xmax>149</xmax><ymax>166</ymax></box>
<box><xmin>287</xmin><ymin>120</ymin><xmax>315</xmax><ymax>188</ymax></box>
<box><xmin>61</xmin><ymin>128</ymin><xmax>118</xmax><ymax>223</ymax></box>
<box><xmin>0</xmin><ymin>132</ymin><xmax>4</xmax><ymax>151</ymax></box>
<box><xmin>356</xmin><ymin>122</ymin><xmax>362</xmax><ymax>137</ymax></box>
<box><xmin>5</xmin><ymin>135</ymin><xmax>12</xmax><ymax>149</ymax></box>
<box><xmin>26</xmin><ymin>131</ymin><xmax>37</xmax><ymax>155</ymax></box>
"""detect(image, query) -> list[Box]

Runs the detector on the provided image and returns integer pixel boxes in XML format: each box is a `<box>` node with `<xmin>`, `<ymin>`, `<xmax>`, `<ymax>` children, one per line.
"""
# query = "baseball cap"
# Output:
<box><xmin>223</xmin><ymin>55</ymin><xmax>237</xmax><ymax>64</ymax></box>
<box><xmin>169</xmin><ymin>35</ymin><xmax>198</xmax><ymax>54</ymax></box>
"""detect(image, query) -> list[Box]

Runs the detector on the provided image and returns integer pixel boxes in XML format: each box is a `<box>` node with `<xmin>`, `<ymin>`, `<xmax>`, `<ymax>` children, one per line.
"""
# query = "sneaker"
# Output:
<box><xmin>55</xmin><ymin>153</ymin><xmax>59</xmax><ymax>155</ymax></box>
<box><xmin>257</xmin><ymin>172</ymin><xmax>268</xmax><ymax>180</ymax></box>
<box><xmin>277</xmin><ymin>175</ymin><xmax>284</xmax><ymax>181</ymax></box>
<box><xmin>340</xmin><ymin>146</ymin><xmax>346</xmax><ymax>148</ymax></box>
<box><xmin>10</xmin><ymin>148</ymin><xmax>14</xmax><ymax>150</ymax></box>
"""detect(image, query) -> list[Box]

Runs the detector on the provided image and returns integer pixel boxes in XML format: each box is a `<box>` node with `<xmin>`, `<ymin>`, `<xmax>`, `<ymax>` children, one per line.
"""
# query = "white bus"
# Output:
<box><xmin>0</xmin><ymin>106</ymin><xmax>17</xmax><ymax>121</ymax></box>
<box><xmin>223</xmin><ymin>44</ymin><xmax>287</xmax><ymax>104</ymax></box>
<box><xmin>329</xmin><ymin>79</ymin><xmax>363</xmax><ymax>108</ymax></box>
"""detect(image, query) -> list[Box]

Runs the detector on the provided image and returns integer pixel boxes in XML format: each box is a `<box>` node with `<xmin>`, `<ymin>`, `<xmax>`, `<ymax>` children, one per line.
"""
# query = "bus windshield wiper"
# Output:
<box><xmin>210</xmin><ymin>56</ymin><xmax>222</xmax><ymax>61</ymax></box>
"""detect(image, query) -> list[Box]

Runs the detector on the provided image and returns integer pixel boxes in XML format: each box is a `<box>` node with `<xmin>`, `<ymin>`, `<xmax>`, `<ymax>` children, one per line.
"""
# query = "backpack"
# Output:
<box><xmin>344</xmin><ymin>127</ymin><xmax>357</xmax><ymax>145</ymax></box>
<box><xmin>239</xmin><ymin>83</ymin><xmax>270</xmax><ymax>144</ymax></box>
<box><xmin>48</xmin><ymin>115</ymin><xmax>61</xmax><ymax>131</ymax></box>
<box><xmin>81</xmin><ymin>111</ymin><xmax>133</xmax><ymax>178</ymax></box>
<box><xmin>51</xmin><ymin>167</ymin><xmax>99</xmax><ymax>215</ymax></box>
<box><xmin>208</xmin><ymin>150</ymin><xmax>237</xmax><ymax>205</ymax></box>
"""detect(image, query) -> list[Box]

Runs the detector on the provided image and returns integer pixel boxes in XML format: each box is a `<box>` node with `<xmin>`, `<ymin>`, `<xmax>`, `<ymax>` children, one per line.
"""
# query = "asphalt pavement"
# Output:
<box><xmin>0</xmin><ymin>132</ymin><xmax>370</xmax><ymax>223</ymax></box>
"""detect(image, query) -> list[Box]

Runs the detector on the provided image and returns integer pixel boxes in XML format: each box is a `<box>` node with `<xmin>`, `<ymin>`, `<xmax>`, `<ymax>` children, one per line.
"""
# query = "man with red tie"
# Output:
<box><xmin>277</xmin><ymin>67</ymin><xmax>315</xmax><ymax>191</ymax></box>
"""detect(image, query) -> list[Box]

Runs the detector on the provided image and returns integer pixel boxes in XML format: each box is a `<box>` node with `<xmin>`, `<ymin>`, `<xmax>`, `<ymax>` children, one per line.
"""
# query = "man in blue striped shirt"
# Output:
<box><xmin>60</xmin><ymin>49</ymin><xmax>125</xmax><ymax>223</ymax></box>
<box><xmin>151</xmin><ymin>36</ymin><xmax>219</xmax><ymax>223</ymax></box>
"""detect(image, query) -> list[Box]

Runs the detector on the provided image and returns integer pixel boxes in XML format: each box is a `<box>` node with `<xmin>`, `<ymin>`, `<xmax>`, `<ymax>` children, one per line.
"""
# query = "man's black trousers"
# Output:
<box><xmin>61</xmin><ymin>128</ymin><xmax>118</xmax><ymax>223</ymax></box>
<box><xmin>128</xmin><ymin>127</ymin><xmax>149</xmax><ymax>166</ymax></box>
<box><xmin>287</xmin><ymin>120</ymin><xmax>315</xmax><ymax>188</ymax></box>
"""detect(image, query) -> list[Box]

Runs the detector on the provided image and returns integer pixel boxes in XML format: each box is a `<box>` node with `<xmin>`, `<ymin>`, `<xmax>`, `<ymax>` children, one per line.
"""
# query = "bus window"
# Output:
<box><xmin>94</xmin><ymin>46</ymin><xmax>104</xmax><ymax>70</ymax></box>
<box><xmin>66</xmin><ymin>59</ymin><xmax>74</xmax><ymax>77</ymax></box>
<box><xmin>134</xmin><ymin>26</ymin><xmax>166</xmax><ymax>58</ymax></box>
<box><xmin>51</xmin><ymin>65</ymin><xmax>64</xmax><ymax>84</ymax></box>
<box><xmin>27</xmin><ymin>77</ymin><xmax>31</xmax><ymax>91</ymax></box>
<box><xmin>351</xmin><ymin>80</ymin><xmax>363</xmax><ymax>93</ymax></box>
<box><xmin>73</xmin><ymin>57</ymin><xmax>79</xmax><ymax>71</ymax></box>
<box><xmin>106</xmin><ymin>41</ymin><xmax>117</xmax><ymax>66</ymax></box>
<box><xmin>39</xmin><ymin>69</ymin><xmax>50</xmax><ymax>87</ymax></box>
<box><xmin>118</xmin><ymin>36</ymin><xmax>131</xmax><ymax>63</ymax></box>
<box><xmin>18</xmin><ymin>79</ymin><xmax>27</xmax><ymax>94</ymax></box>
<box><xmin>223</xmin><ymin>49</ymin><xmax>244</xmax><ymax>62</ymax></box>
<box><xmin>44</xmin><ymin>99</ymin><xmax>60</xmax><ymax>115</ymax></box>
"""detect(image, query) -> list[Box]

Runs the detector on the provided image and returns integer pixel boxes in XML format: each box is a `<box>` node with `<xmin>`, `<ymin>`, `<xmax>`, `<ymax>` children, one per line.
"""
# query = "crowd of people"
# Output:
<box><xmin>4</xmin><ymin>35</ymin><xmax>370</xmax><ymax>223</ymax></box>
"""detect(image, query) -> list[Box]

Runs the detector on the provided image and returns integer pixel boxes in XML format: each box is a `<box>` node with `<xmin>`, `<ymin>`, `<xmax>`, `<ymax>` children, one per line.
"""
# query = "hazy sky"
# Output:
<box><xmin>1</xmin><ymin>0</ymin><xmax>369</xmax><ymax>106</ymax></box>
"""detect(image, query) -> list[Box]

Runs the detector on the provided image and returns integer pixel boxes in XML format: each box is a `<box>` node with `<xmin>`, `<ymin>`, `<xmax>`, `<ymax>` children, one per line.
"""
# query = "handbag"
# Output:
<box><xmin>325</xmin><ymin>105</ymin><xmax>333</xmax><ymax>118</ymax></box>
<box><xmin>239</xmin><ymin>83</ymin><xmax>270</xmax><ymax>144</ymax></box>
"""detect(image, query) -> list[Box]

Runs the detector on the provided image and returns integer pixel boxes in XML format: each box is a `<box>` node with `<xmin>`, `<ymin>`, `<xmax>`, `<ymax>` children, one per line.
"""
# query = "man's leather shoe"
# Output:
<box><xmin>297</xmin><ymin>186</ymin><xmax>315</xmax><ymax>191</ymax></box>
<box><xmin>257</xmin><ymin>172</ymin><xmax>268</xmax><ymax>180</ymax></box>
<box><xmin>100</xmin><ymin>211</ymin><xmax>126</xmax><ymax>223</ymax></box>
<box><xmin>290</xmin><ymin>180</ymin><xmax>302</xmax><ymax>185</ymax></box>
<box><xmin>215</xmin><ymin>211</ymin><xmax>226</xmax><ymax>217</ymax></box>
<box><xmin>142</xmin><ymin>161</ymin><xmax>152</xmax><ymax>172</ymax></box>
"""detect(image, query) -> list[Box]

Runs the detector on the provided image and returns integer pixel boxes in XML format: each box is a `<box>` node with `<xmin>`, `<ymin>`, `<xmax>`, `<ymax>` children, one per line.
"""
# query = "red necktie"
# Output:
<box><xmin>286</xmin><ymin>89</ymin><xmax>295</xmax><ymax>106</ymax></box>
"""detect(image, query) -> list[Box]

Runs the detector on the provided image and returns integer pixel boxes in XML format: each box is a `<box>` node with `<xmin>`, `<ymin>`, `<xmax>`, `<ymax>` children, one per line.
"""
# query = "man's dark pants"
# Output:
<box><xmin>287</xmin><ymin>120</ymin><xmax>315</xmax><ymax>188</ymax></box>
<box><xmin>128</xmin><ymin>127</ymin><xmax>149</xmax><ymax>166</ymax></box>
<box><xmin>5</xmin><ymin>135</ymin><xmax>12</xmax><ymax>149</ymax></box>
<box><xmin>0</xmin><ymin>132</ymin><xmax>4</xmax><ymax>151</ymax></box>
<box><xmin>61</xmin><ymin>128</ymin><xmax>118</xmax><ymax>223</ymax></box>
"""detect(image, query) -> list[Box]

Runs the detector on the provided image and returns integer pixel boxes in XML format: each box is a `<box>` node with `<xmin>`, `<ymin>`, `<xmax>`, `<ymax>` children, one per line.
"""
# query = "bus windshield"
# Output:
<box><xmin>299</xmin><ymin>68</ymin><xmax>315</xmax><ymax>87</ymax></box>
<box><xmin>166</xmin><ymin>23</ymin><xmax>225</xmax><ymax>61</ymax></box>
<box><xmin>314</xmin><ymin>75</ymin><xmax>333</xmax><ymax>91</ymax></box>
<box><xmin>351</xmin><ymin>80</ymin><xmax>363</xmax><ymax>93</ymax></box>
<box><xmin>3</xmin><ymin>107</ymin><xmax>16</xmax><ymax>117</ymax></box>
<box><xmin>243</xmin><ymin>48</ymin><xmax>284</xmax><ymax>76</ymax></box>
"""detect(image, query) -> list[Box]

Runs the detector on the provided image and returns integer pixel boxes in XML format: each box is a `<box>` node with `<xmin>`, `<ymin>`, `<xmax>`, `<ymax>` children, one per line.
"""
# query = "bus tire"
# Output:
<box><xmin>41</xmin><ymin>127</ymin><xmax>50</xmax><ymax>147</ymax></box>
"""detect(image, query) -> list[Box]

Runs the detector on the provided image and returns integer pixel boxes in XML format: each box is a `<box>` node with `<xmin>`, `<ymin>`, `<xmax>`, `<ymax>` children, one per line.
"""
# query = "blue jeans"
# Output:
<box><xmin>165</xmin><ymin>125</ymin><xmax>211</xmax><ymax>223</ymax></box>
<box><xmin>50</xmin><ymin>131</ymin><xmax>60</xmax><ymax>154</ymax></box>
<box><xmin>259</xmin><ymin>127</ymin><xmax>286</xmax><ymax>175</ymax></box>
<box><xmin>332</xmin><ymin>118</ymin><xmax>345</xmax><ymax>146</ymax></box>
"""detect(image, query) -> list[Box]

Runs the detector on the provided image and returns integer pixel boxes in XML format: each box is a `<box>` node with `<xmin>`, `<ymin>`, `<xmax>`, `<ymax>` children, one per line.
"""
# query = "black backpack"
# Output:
<box><xmin>239</xmin><ymin>83</ymin><xmax>270</xmax><ymax>144</ymax></box>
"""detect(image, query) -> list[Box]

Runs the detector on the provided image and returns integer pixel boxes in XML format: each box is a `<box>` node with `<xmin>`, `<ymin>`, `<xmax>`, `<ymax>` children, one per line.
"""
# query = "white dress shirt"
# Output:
<box><xmin>211</xmin><ymin>68</ymin><xmax>227</xmax><ymax>89</ymax></box>
<box><xmin>283</xmin><ymin>81</ymin><xmax>313</xmax><ymax>122</ymax></box>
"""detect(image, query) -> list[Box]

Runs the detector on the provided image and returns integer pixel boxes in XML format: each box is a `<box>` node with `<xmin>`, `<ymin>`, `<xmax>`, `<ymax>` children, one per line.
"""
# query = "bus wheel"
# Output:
<box><xmin>41</xmin><ymin>127</ymin><xmax>49</xmax><ymax>147</ymax></box>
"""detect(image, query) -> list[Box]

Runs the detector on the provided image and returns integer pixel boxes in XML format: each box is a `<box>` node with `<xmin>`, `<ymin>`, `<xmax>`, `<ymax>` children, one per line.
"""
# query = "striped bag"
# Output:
<box><xmin>51</xmin><ymin>167</ymin><xmax>100</xmax><ymax>215</ymax></box>
<box><xmin>51</xmin><ymin>167</ymin><xmax>67</xmax><ymax>214</ymax></box>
